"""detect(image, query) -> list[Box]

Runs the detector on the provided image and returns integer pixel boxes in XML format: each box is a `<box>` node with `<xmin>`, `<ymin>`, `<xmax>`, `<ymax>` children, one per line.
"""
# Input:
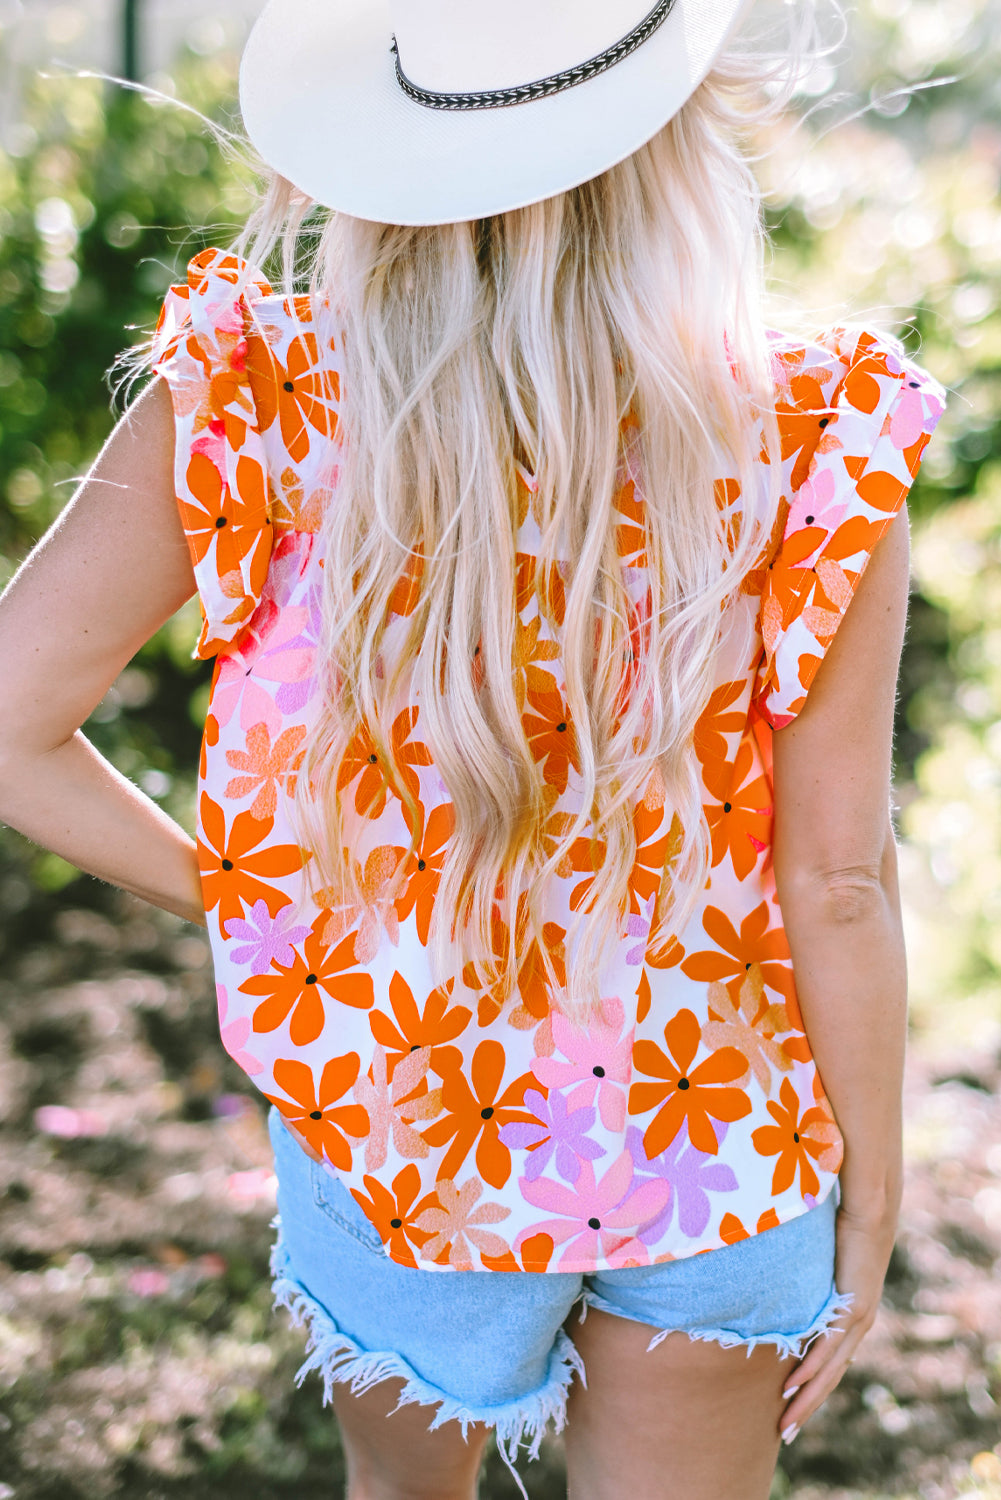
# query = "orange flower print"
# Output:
<box><xmin>249</xmin><ymin>329</ymin><xmax>340</xmax><ymax>465</ymax></box>
<box><xmin>751</xmin><ymin>1076</ymin><xmax>835</xmax><ymax>1199</ymax></box>
<box><xmin>271</xmin><ymin>465</ymin><xmax>329</xmax><ymax>534</ymax></box>
<box><xmin>614</xmin><ymin>473</ymin><xmax>647</xmax><ymax>567</ymax></box>
<box><xmin>369</xmin><ymin>971</ymin><xmax>471</xmax><ymax>1083</ymax></box>
<box><xmin>719</xmin><ymin>1206</ymin><xmax>782</xmax><ymax>1245</ymax></box>
<box><xmin>337</xmin><ymin>707</ymin><xmax>433</xmax><ymax>819</ymax></box>
<box><xmin>702</xmin><ymin>739</ymin><xmax>773</xmax><ymax>880</ymax></box>
<box><xmin>682</xmin><ymin>901</ymin><xmax>797</xmax><ymax>1011</ymax></box>
<box><xmin>630</xmin><ymin>802</ymin><xmax>684</xmax><ymax>914</ymax></box>
<box><xmin>422</xmin><ymin>1040</ymin><xmax>538</xmax><ymax>1189</ymax></box>
<box><xmin>394</xmin><ymin>802</ymin><xmax>454</xmax><ymax>945</ymax></box>
<box><xmin>629</xmin><ymin>1007</ymin><xmax>751</xmax><ymax>1157</ymax></box>
<box><xmin>224</xmin><ymin>722</ymin><xmax>307</xmax><ymax>819</ymax></box>
<box><xmin>694</xmin><ymin>681</ymin><xmax>747</xmax><ymax>772</ymax></box>
<box><xmin>388</xmin><ymin>546</ymin><xmax>424</xmax><ymax>618</ymax></box>
<box><xmin>513</xmin><ymin>617</ymin><xmax>560</xmax><ymax>710</ymax></box>
<box><xmin>198</xmin><ymin>793</ymin><xmax>303</xmax><ymax>927</ymax></box>
<box><xmin>772</xmin><ymin>363</ymin><xmax>834</xmax><ymax>491</ymax></box>
<box><xmin>265</xmin><ymin>1053</ymin><xmax>368</xmax><ymax>1170</ymax></box>
<box><xmin>240</xmin><ymin>913</ymin><xmax>374</xmax><ymax>1046</ymax></box>
<box><xmin>350</xmin><ymin>1164</ymin><xmax>434</xmax><ymax>1268</ymax></box>
<box><xmin>523</xmin><ymin>681</ymin><xmax>580</xmax><ymax>796</ymax></box>
<box><xmin>318</xmin><ymin>843</ymin><xmax>406</xmax><ymax>961</ymax></box>
<box><xmin>702</xmin><ymin>967</ymin><xmax>794</xmax><ymax>1093</ymax></box>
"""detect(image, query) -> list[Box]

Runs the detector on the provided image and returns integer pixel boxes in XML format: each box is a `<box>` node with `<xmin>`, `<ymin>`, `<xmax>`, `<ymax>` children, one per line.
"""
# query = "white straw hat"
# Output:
<box><xmin>239</xmin><ymin>0</ymin><xmax>751</xmax><ymax>226</ymax></box>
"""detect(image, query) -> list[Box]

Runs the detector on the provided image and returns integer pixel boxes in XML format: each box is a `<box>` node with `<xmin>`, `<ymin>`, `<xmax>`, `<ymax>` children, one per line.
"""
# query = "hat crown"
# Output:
<box><xmin>392</xmin><ymin>0</ymin><xmax>655</xmax><ymax>95</ymax></box>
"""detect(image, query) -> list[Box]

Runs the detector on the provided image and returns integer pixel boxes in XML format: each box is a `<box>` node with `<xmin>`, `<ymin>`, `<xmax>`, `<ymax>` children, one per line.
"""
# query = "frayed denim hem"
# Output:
<box><xmin>269</xmin><ymin>1224</ymin><xmax>585</xmax><ymax>1500</ymax></box>
<box><xmin>579</xmin><ymin>1285</ymin><xmax>856</xmax><ymax>1360</ymax></box>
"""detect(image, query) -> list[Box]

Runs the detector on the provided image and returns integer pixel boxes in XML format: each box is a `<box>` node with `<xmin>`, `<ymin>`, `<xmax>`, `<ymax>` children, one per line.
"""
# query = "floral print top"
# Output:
<box><xmin>152</xmin><ymin>249</ymin><xmax>946</xmax><ymax>1273</ymax></box>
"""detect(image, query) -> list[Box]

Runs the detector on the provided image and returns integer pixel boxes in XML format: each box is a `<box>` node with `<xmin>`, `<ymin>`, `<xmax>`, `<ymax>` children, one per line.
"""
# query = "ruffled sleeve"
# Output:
<box><xmin>152</xmin><ymin>248</ymin><xmax>275</xmax><ymax>658</ymax></box>
<box><xmin>754</xmin><ymin>329</ymin><xmax>947</xmax><ymax>729</ymax></box>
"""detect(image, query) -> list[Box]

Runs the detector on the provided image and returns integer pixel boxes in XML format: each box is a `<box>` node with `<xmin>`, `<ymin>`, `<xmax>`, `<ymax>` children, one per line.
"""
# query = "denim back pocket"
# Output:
<box><xmin>309</xmin><ymin>1160</ymin><xmax>386</xmax><ymax>1254</ymax></box>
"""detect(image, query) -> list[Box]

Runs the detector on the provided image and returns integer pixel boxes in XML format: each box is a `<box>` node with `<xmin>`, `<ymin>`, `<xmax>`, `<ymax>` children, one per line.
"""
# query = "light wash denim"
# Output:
<box><xmin>268</xmin><ymin>1107</ymin><xmax>848</xmax><ymax>1492</ymax></box>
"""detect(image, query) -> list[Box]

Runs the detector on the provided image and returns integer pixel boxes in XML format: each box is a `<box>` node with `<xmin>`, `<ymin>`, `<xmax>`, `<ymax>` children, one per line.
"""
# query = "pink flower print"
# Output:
<box><xmin>216</xmin><ymin>984</ymin><xmax>264</xmax><ymax>1075</ymax></box>
<box><xmin>264</xmin><ymin>531</ymin><xmax>313</xmax><ymax>611</ymax></box>
<box><xmin>224</xmin><ymin>899</ymin><xmax>311</xmax><ymax>975</ymax></box>
<box><xmin>786</xmin><ymin>465</ymin><xmax>847</xmax><ymax>541</ymax></box>
<box><xmin>254</xmin><ymin>605</ymin><xmax>318</xmax><ymax>717</ymax></box>
<box><xmin>190</xmin><ymin>420</ymin><xmax>227</xmax><ymax>471</ymax></box>
<box><xmin>626</xmin><ymin>1122</ymin><xmax>737</xmax><ymax>1244</ymax></box>
<box><xmin>532</xmin><ymin>996</ymin><xmax>633</xmax><ymax>1131</ymax></box>
<box><xmin>516</xmin><ymin>1149</ymin><xmax>670</xmax><ymax>1269</ymax></box>
<box><xmin>415</xmin><ymin>1178</ymin><xmax>511</xmax><ymax>1270</ymax></box>
<box><xmin>499</xmin><ymin>1088</ymin><xmax>605</xmax><ymax>1184</ymax></box>
<box><xmin>213</xmin><ymin>613</ymin><xmax>283</xmax><ymax>737</ymax></box>
<box><xmin>886</xmin><ymin>386</ymin><xmax>938</xmax><ymax>452</ymax></box>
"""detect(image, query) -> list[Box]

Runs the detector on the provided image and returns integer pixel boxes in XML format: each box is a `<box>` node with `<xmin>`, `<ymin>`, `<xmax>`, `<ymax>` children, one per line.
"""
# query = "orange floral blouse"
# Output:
<box><xmin>152</xmin><ymin>249</ymin><xmax>946</xmax><ymax>1273</ymax></box>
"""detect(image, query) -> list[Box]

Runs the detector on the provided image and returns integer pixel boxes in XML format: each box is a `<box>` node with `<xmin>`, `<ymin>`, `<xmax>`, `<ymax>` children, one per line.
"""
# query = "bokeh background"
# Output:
<box><xmin>1</xmin><ymin>1</ymin><xmax>1001</xmax><ymax>1496</ymax></box>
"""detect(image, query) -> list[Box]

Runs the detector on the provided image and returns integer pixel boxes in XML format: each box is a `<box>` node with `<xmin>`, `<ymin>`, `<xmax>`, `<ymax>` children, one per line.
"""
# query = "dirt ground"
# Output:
<box><xmin>1</xmin><ymin>893</ymin><xmax>1000</xmax><ymax>1500</ymax></box>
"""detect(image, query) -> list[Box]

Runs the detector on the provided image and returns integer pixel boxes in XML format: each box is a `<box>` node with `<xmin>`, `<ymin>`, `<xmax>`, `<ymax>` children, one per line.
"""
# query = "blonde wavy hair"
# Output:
<box><xmin>237</xmin><ymin>19</ymin><xmax>820</xmax><ymax>1021</ymax></box>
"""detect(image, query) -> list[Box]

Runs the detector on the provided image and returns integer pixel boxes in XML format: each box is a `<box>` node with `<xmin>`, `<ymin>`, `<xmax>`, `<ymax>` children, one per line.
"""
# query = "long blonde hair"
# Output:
<box><xmin>239</xmin><ymin>28</ymin><xmax>814</xmax><ymax>1020</ymax></box>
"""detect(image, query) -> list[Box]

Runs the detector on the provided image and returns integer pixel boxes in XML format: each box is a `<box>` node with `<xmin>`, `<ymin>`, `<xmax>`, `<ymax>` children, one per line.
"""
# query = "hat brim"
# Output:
<box><xmin>239</xmin><ymin>0</ymin><xmax>748</xmax><ymax>226</ymax></box>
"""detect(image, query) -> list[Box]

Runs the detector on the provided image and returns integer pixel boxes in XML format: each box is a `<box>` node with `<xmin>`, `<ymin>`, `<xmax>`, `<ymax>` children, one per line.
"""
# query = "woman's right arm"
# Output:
<box><xmin>770</xmin><ymin>505</ymin><xmax>911</xmax><ymax>1440</ymax></box>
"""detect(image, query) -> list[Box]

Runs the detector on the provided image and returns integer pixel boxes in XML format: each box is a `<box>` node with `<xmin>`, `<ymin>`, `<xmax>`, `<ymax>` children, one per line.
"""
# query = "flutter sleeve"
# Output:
<box><xmin>151</xmin><ymin>248</ymin><xmax>275</xmax><ymax>659</ymax></box>
<box><xmin>755</xmin><ymin>329</ymin><xmax>947</xmax><ymax>729</ymax></box>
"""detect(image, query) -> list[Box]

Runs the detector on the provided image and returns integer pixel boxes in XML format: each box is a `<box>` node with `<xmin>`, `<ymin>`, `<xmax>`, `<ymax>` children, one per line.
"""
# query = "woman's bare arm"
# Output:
<box><xmin>771</xmin><ymin>506</ymin><xmax>911</xmax><ymax>1439</ymax></box>
<box><xmin>0</xmin><ymin>377</ymin><xmax>205</xmax><ymax>925</ymax></box>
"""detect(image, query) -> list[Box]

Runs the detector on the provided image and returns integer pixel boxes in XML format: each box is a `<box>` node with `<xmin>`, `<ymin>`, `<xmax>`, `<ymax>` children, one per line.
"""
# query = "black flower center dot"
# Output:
<box><xmin>480</xmin><ymin>1106</ymin><xmax>494</xmax><ymax>1120</ymax></box>
<box><xmin>410</xmin><ymin>1043</ymin><xmax>421</xmax><ymax>1052</ymax></box>
<box><xmin>221</xmin><ymin>859</ymin><xmax>234</xmax><ymax>871</ymax></box>
<box><xmin>793</xmin><ymin>1132</ymin><xmax>800</xmax><ymax>1143</ymax></box>
<box><xmin>390</xmin><ymin>1217</ymin><xmax>402</xmax><ymax>1228</ymax></box>
<box><xmin>305</xmin><ymin>973</ymin><xmax>317</xmax><ymax>985</ymax></box>
<box><xmin>587</xmin><ymin>1217</ymin><xmax>601</xmax><ymax>1230</ymax></box>
<box><xmin>283</xmin><ymin>380</ymin><xmax>294</xmax><ymax>392</ymax></box>
<box><xmin>215</xmin><ymin>515</ymin><xmax>227</xmax><ymax>528</ymax></box>
<box><xmin>592</xmin><ymin>1066</ymin><xmax>606</xmax><ymax>1078</ymax></box>
<box><xmin>556</xmin><ymin>721</ymin><xmax>567</xmax><ymax>733</ymax></box>
<box><xmin>819</xmin><ymin>417</ymin><xmax>830</xmax><ymax>428</ymax></box>
<box><xmin>309</xmin><ymin>1110</ymin><xmax>322</xmax><ymax>1120</ymax></box>
<box><xmin>368</xmin><ymin>753</ymin><xmax>378</xmax><ymax>764</ymax></box>
<box><xmin>805</xmin><ymin>515</ymin><xmax>815</xmax><ymax>525</ymax></box>
<box><xmin>908</xmin><ymin>380</ymin><xmax>919</xmax><ymax>388</ymax></box>
<box><xmin>418</xmin><ymin>859</ymin><xmax>426</xmax><ymax>871</ymax></box>
<box><xmin>723</xmin><ymin>802</ymin><xmax>732</xmax><ymax>813</ymax></box>
<box><xmin>677</xmin><ymin>1077</ymin><xmax>690</xmax><ymax>1091</ymax></box>
<box><xmin>745</xmin><ymin>962</ymin><xmax>752</xmax><ymax>971</ymax></box>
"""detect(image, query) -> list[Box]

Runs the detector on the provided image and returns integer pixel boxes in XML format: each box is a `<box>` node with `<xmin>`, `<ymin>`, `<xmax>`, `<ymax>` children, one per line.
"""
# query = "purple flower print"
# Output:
<box><xmin>532</xmin><ymin>996</ymin><xmax>633</xmax><ymax>1131</ymax></box>
<box><xmin>224</xmin><ymin>899</ymin><xmax>311</xmax><ymax>975</ymax></box>
<box><xmin>624</xmin><ymin>893</ymin><xmax>656</xmax><ymax>966</ymax></box>
<box><xmin>216</xmin><ymin>985</ymin><xmax>263</xmax><ymax>1075</ymax></box>
<box><xmin>517</xmin><ymin>1149</ymin><xmax>670</xmax><ymax>1270</ymax></box>
<box><xmin>255</xmin><ymin>604</ymin><xmax>318</xmax><ymax>717</ymax></box>
<box><xmin>499</xmin><ymin>1088</ymin><xmax>605</xmax><ymax>1184</ymax></box>
<box><xmin>626</xmin><ymin>1123</ymin><xmax>738</xmax><ymax>1245</ymax></box>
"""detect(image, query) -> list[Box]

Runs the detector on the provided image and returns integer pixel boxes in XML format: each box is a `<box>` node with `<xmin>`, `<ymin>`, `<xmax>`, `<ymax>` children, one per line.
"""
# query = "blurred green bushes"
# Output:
<box><xmin>1</xmin><ymin>10</ymin><xmax>1000</xmax><ymax>1040</ymax></box>
<box><xmin>0</xmin><ymin>48</ymin><xmax>255</xmax><ymax>946</ymax></box>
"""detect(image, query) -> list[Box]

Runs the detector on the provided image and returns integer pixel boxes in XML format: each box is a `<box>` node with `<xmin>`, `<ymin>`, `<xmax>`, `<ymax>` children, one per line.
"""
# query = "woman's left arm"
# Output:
<box><xmin>0</xmin><ymin>377</ymin><xmax>206</xmax><ymax>926</ymax></box>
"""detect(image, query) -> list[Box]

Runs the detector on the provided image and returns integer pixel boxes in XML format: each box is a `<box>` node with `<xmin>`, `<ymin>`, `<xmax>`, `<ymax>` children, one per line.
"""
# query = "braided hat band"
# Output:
<box><xmin>392</xmin><ymin>0</ymin><xmax>677</xmax><ymax>112</ymax></box>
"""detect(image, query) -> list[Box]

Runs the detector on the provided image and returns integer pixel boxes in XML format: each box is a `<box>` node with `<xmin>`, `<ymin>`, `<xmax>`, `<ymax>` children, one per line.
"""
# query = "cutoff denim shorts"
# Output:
<box><xmin>268</xmin><ymin>1107</ymin><xmax>848</xmax><ymax>1483</ymax></box>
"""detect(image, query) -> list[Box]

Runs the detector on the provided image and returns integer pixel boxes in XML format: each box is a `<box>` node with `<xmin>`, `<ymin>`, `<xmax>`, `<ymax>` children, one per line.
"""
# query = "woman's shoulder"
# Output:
<box><xmin>765</xmin><ymin>324</ymin><xmax>946</xmax><ymax>415</ymax></box>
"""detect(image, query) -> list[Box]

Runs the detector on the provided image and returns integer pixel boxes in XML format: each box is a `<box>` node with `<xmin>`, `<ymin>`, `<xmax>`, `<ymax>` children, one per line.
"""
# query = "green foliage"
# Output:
<box><xmin>0</xmin><ymin>50</ymin><xmax>257</xmax><ymax>938</ymax></box>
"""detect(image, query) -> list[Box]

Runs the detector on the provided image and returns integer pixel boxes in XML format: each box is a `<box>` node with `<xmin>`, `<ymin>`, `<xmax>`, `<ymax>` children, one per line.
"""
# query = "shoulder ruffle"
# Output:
<box><xmin>152</xmin><ymin>248</ymin><xmax>275</xmax><ymax>658</ymax></box>
<box><xmin>755</xmin><ymin>328</ymin><xmax>947</xmax><ymax>728</ymax></box>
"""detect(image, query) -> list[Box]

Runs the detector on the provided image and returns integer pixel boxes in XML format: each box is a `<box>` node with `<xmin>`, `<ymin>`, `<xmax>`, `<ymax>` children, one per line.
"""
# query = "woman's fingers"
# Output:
<box><xmin>779</xmin><ymin>1318</ymin><xmax>865</xmax><ymax>1438</ymax></box>
<box><xmin>777</xmin><ymin>1209</ymin><xmax>897</xmax><ymax>1440</ymax></box>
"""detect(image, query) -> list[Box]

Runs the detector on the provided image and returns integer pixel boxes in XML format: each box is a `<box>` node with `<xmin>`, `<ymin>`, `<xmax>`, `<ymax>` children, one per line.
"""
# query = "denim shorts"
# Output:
<box><xmin>268</xmin><ymin>1107</ymin><xmax>847</xmax><ymax>1486</ymax></box>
